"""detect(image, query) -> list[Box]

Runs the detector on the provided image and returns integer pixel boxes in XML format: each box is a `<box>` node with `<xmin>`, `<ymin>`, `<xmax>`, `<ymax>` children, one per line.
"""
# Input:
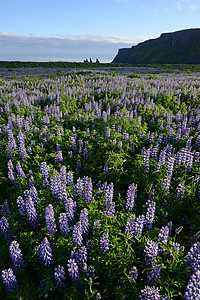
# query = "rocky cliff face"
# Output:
<box><xmin>112</xmin><ymin>28</ymin><xmax>200</xmax><ymax>64</ymax></box>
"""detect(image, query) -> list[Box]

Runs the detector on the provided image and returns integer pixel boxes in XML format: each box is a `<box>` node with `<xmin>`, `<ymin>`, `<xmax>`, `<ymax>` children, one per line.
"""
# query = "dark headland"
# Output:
<box><xmin>112</xmin><ymin>28</ymin><xmax>200</xmax><ymax>64</ymax></box>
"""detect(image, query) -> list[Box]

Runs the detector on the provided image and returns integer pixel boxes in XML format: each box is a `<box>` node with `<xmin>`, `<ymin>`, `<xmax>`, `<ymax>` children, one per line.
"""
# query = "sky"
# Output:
<box><xmin>0</xmin><ymin>0</ymin><xmax>199</xmax><ymax>63</ymax></box>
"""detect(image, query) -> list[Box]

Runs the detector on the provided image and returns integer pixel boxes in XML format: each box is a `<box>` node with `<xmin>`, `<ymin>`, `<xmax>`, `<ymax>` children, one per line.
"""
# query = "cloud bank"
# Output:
<box><xmin>0</xmin><ymin>32</ymin><xmax>153</xmax><ymax>63</ymax></box>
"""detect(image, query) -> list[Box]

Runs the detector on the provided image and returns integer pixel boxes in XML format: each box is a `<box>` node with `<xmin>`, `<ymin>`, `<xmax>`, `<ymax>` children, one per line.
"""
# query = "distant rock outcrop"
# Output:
<box><xmin>112</xmin><ymin>28</ymin><xmax>200</xmax><ymax>64</ymax></box>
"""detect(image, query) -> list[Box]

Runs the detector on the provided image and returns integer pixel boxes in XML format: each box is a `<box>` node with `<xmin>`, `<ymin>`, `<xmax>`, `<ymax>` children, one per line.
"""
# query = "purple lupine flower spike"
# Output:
<box><xmin>45</xmin><ymin>204</ymin><xmax>57</xmax><ymax>237</ymax></box>
<box><xmin>125</xmin><ymin>183</ymin><xmax>137</xmax><ymax>212</ymax></box>
<box><xmin>1</xmin><ymin>268</ymin><xmax>18</xmax><ymax>293</ymax></box>
<box><xmin>54</xmin><ymin>265</ymin><xmax>66</xmax><ymax>288</ymax></box>
<box><xmin>127</xmin><ymin>266</ymin><xmax>138</xmax><ymax>283</ymax></box>
<box><xmin>0</xmin><ymin>216</ymin><xmax>11</xmax><ymax>242</ymax></box>
<box><xmin>1</xmin><ymin>200</ymin><xmax>10</xmax><ymax>218</ymax></box>
<box><xmin>65</xmin><ymin>197</ymin><xmax>77</xmax><ymax>224</ymax></box>
<box><xmin>84</xmin><ymin>177</ymin><xmax>93</xmax><ymax>202</ymax></box>
<box><xmin>139</xmin><ymin>286</ymin><xmax>160</xmax><ymax>300</ymax></box>
<box><xmin>36</xmin><ymin>237</ymin><xmax>53</xmax><ymax>267</ymax></box>
<box><xmin>72</xmin><ymin>221</ymin><xmax>83</xmax><ymax>246</ymax></box>
<box><xmin>16</xmin><ymin>196</ymin><xmax>26</xmax><ymax>215</ymax></box>
<box><xmin>103</xmin><ymin>182</ymin><xmax>115</xmax><ymax>217</ymax></box>
<box><xmin>16</xmin><ymin>162</ymin><xmax>26</xmax><ymax>179</ymax></box>
<box><xmin>144</xmin><ymin>240</ymin><xmax>159</xmax><ymax>266</ymax></box>
<box><xmin>29</xmin><ymin>186</ymin><xmax>39</xmax><ymax>206</ymax></box>
<box><xmin>67</xmin><ymin>258</ymin><xmax>79</xmax><ymax>282</ymax></box>
<box><xmin>58</xmin><ymin>212</ymin><xmax>70</xmax><ymax>236</ymax></box>
<box><xmin>76</xmin><ymin>177</ymin><xmax>83</xmax><ymax>198</ymax></box>
<box><xmin>158</xmin><ymin>226</ymin><xmax>169</xmax><ymax>251</ymax></box>
<box><xmin>145</xmin><ymin>200</ymin><xmax>156</xmax><ymax>231</ymax></box>
<box><xmin>99</xmin><ymin>229</ymin><xmax>110</xmax><ymax>253</ymax></box>
<box><xmin>9</xmin><ymin>240</ymin><xmax>24</xmax><ymax>270</ymax></box>
<box><xmin>183</xmin><ymin>270</ymin><xmax>200</xmax><ymax>299</ymax></box>
<box><xmin>147</xmin><ymin>264</ymin><xmax>163</xmax><ymax>285</ymax></box>
<box><xmin>26</xmin><ymin>195</ymin><xmax>38</xmax><ymax>228</ymax></box>
<box><xmin>185</xmin><ymin>242</ymin><xmax>200</xmax><ymax>274</ymax></box>
<box><xmin>79</xmin><ymin>208</ymin><xmax>89</xmax><ymax>236</ymax></box>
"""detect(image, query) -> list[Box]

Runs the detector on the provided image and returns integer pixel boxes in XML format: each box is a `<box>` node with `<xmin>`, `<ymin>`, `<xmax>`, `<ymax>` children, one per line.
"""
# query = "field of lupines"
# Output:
<box><xmin>0</xmin><ymin>66</ymin><xmax>200</xmax><ymax>299</ymax></box>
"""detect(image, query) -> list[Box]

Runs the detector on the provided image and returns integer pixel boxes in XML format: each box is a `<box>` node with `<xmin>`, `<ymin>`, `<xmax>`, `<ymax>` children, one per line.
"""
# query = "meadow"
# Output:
<box><xmin>0</xmin><ymin>64</ymin><xmax>200</xmax><ymax>299</ymax></box>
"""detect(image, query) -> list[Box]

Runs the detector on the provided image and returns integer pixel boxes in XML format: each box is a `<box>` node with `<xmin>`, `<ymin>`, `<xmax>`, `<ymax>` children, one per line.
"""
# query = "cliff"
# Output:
<box><xmin>112</xmin><ymin>28</ymin><xmax>200</xmax><ymax>64</ymax></box>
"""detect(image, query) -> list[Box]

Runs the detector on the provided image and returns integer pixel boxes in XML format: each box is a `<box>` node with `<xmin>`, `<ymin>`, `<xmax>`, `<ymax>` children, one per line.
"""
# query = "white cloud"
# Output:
<box><xmin>190</xmin><ymin>4</ymin><xmax>199</xmax><ymax>10</ymax></box>
<box><xmin>0</xmin><ymin>31</ymin><xmax>154</xmax><ymax>62</ymax></box>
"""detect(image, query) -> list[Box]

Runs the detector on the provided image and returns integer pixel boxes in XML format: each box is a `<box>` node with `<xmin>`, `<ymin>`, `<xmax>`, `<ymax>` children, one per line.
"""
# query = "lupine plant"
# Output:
<box><xmin>0</xmin><ymin>65</ymin><xmax>200</xmax><ymax>299</ymax></box>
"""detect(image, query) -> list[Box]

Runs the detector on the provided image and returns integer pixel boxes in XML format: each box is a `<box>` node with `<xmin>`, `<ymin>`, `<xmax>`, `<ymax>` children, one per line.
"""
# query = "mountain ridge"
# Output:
<box><xmin>112</xmin><ymin>28</ymin><xmax>200</xmax><ymax>64</ymax></box>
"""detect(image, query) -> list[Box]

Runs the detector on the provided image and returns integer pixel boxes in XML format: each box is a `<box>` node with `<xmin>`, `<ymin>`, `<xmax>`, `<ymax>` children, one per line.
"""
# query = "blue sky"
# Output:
<box><xmin>0</xmin><ymin>0</ymin><xmax>199</xmax><ymax>62</ymax></box>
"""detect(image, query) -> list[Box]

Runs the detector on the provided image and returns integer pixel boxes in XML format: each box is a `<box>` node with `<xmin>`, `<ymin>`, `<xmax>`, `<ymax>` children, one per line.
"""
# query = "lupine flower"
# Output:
<box><xmin>1</xmin><ymin>268</ymin><xmax>18</xmax><ymax>293</ymax></box>
<box><xmin>60</xmin><ymin>165</ymin><xmax>67</xmax><ymax>185</ymax></box>
<box><xmin>158</xmin><ymin>226</ymin><xmax>169</xmax><ymax>250</ymax></box>
<box><xmin>103</xmin><ymin>201</ymin><xmax>115</xmax><ymax>217</ymax></box>
<box><xmin>132</xmin><ymin>214</ymin><xmax>145</xmax><ymax>241</ymax></box>
<box><xmin>50</xmin><ymin>172</ymin><xmax>62</xmax><ymax>201</ymax></box>
<box><xmin>125</xmin><ymin>183</ymin><xmax>137</xmax><ymax>212</ymax></box>
<box><xmin>147</xmin><ymin>264</ymin><xmax>163</xmax><ymax>285</ymax></box>
<box><xmin>176</xmin><ymin>182</ymin><xmax>185</xmax><ymax>202</ymax></box>
<box><xmin>1</xmin><ymin>200</ymin><xmax>10</xmax><ymax>218</ymax></box>
<box><xmin>125</xmin><ymin>214</ymin><xmax>136</xmax><ymax>237</ymax></box>
<box><xmin>183</xmin><ymin>270</ymin><xmax>200</xmax><ymax>299</ymax></box>
<box><xmin>143</xmin><ymin>148</ymin><xmax>151</xmax><ymax>174</ymax></box>
<box><xmin>72</xmin><ymin>221</ymin><xmax>83</xmax><ymax>246</ymax></box>
<box><xmin>185</xmin><ymin>242</ymin><xmax>200</xmax><ymax>274</ymax></box>
<box><xmin>55</xmin><ymin>150</ymin><xmax>63</xmax><ymax>164</ymax></box>
<box><xmin>29</xmin><ymin>175</ymin><xmax>35</xmax><ymax>188</ymax></box>
<box><xmin>162</xmin><ymin>176</ymin><xmax>171</xmax><ymax>192</ymax></box>
<box><xmin>67</xmin><ymin>171</ymin><xmax>76</xmax><ymax>196</ymax></box>
<box><xmin>9</xmin><ymin>240</ymin><xmax>24</xmax><ymax>270</ymax></box>
<box><xmin>16</xmin><ymin>162</ymin><xmax>26</xmax><ymax>179</ymax></box>
<box><xmin>76</xmin><ymin>177</ymin><xmax>83</xmax><ymax>198</ymax></box>
<box><xmin>67</xmin><ymin>258</ymin><xmax>79</xmax><ymax>282</ymax></box>
<box><xmin>93</xmin><ymin>220</ymin><xmax>101</xmax><ymax>235</ymax></box>
<box><xmin>0</xmin><ymin>216</ymin><xmax>11</xmax><ymax>242</ymax></box>
<box><xmin>106</xmin><ymin>128</ymin><xmax>110</xmax><ymax>139</ymax></box>
<box><xmin>58</xmin><ymin>212</ymin><xmax>70</xmax><ymax>236</ymax></box>
<box><xmin>86</xmin><ymin>265</ymin><xmax>95</xmax><ymax>279</ymax></box>
<box><xmin>36</xmin><ymin>237</ymin><xmax>53</xmax><ymax>267</ymax></box>
<box><xmin>84</xmin><ymin>177</ymin><xmax>93</xmax><ymax>202</ymax></box>
<box><xmin>79</xmin><ymin>208</ymin><xmax>89</xmax><ymax>235</ymax></box>
<box><xmin>26</xmin><ymin>196</ymin><xmax>38</xmax><ymax>228</ymax></box>
<box><xmin>16</xmin><ymin>196</ymin><xmax>26</xmax><ymax>215</ymax></box>
<box><xmin>145</xmin><ymin>201</ymin><xmax>156</xmax><ymax>230</ymax></box>
<box><xmin>29</xmin><ymin>186</ymin><xmax>39</xmax><ymax>206</ymax></box>
<box><xmin>40</xmin><ymin>162</ymin><xmax>50</xmax><ymax>180</ymax></box>
<box><xmin>144</xmin><ymin>240</ymin><xmax>159</xmax><ymax>266</ymax></box>
<box><xmin>99</xmin><ymin>229</ymin><xmax>110</xmax><ymax>253</ymax></box>
<box><xmin>70</xmin><ymin>246</ymin><xmax>88</xmax><ymax>270</ymax></box>
<box><xmin>65</xmin><ymin>197</ymin><xmax>77</xmax><ymax>224</ymax></box>
<box><xmin>19</xmin><ymin>141</ymin><xmax>27</xmax><ymax>161</ymax></box>
<box><xmin>45</xmin><ymin>204</ymin><xmax>57</xmax><ymax>237</ymax></box>
<box><xmin>125</xmin><ymin>214</ymin><xmax>145</xmax><ymax>241</ymax></box>
<box><xmin>103</xmin><ymin>183</ymin><xmax>115</xmax><ymax>217</ymax></box>
<box><xmin>127</xmin><ymin>266</ymin><xmax>138</xmax><ymax>284</ymax></box>
<box><xmin>8</xmin><ymin>167</ymin><xmax>15</xmax><ymax>184</ymax></box>
<box><xmin>54</xmin><ymin>265</ymin><xmax>66</xmax><ymax>288</ymax></box>
<box><xmin>139</xmin><ymin>286</ymin><xmax>160</xmax><ymax>299</ymax></box>
<box><xmin>43</xmin><ymin>177</ymin><xmax>49</xmax><ymax>190</ymax></box>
